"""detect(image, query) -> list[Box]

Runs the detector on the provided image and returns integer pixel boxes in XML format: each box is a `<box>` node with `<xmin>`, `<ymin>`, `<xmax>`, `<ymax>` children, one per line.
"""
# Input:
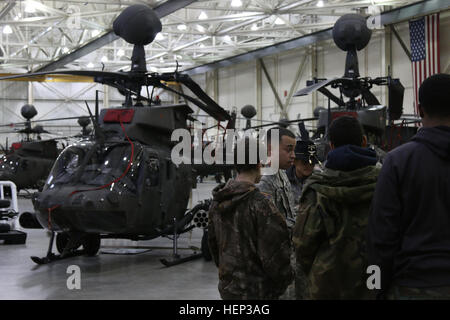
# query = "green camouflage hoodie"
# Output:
<box><xmin>208</xmin><ymin>179</ymin><xmax>294</xmax><ymax>300</ymax></box>
<box><xmin>293</xmin><ymin>164</ymin><xmax>381</xmax><ymax>299</ymax></box>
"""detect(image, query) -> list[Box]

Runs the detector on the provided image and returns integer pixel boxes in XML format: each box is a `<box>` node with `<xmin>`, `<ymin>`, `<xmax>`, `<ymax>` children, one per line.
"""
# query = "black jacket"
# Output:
<box><xmin>367</xmin><ymin>126</ymin><xmax>450</xmax><ymax>293</ymax></box>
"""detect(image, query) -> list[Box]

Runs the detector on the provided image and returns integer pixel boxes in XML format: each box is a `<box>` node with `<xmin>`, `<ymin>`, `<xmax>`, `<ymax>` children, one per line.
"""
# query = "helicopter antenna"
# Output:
<box><xmin>95</xmin><ymin>90</ymin><xmax>99</xmax><ymax>125</ymax></box>
<box><xmin>85</xmin><ymin>101</ymin><xmax>105</xmax><ymax>144</ymax></box>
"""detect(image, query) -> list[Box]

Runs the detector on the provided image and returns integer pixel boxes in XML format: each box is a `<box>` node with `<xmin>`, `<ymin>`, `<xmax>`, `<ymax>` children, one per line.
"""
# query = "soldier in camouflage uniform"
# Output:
<box><xmin>256</xmin><ymin>127</ymin><xmax>296</xmax><ymax>228</ymax></box>
<box><xmin>286</xmin><ymin>140</ymin><xmax>321</xmax><ymax>212</ymax></box>
<box><xmin>208</xmin><ymin>137</ymin><xmax>293</xmax><ymax>300</ymax></box>
<box><xmin>293</xmin><ymin>116</ymin><xmax>381</xmax><ymax>299</ymax></box>
<box><xmin>256</xmin><ymin>127</ymin><xmax>296</xmax><ymax>300</ymax></box>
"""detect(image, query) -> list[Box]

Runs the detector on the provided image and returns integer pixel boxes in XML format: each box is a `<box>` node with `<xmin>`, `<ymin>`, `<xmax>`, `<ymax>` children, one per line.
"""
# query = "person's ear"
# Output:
<box><xmin>418</xmin><ymin>104</ymin><xmax>425</xmax><ymax>118</ymax></box>
<box><xmin>362</xmin><ymin>135</ymin><xmax>368</xmax><ymax>148</ymax></box>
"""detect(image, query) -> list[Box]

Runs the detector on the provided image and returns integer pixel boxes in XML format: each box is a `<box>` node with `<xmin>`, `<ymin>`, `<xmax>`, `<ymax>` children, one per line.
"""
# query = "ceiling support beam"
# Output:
<box><xmin>259</xmin><ymin>58</ymin><xmax>287</xmax><ymax>119</ymax></box>
<box><xmin>36</xmin><ymin>0</ymin><xmax>197</xmax><ymax>72</ymax></box>
<box><xmin>184</xmin><ymin>0</ymin><xmax>450</xmax><ymax>75</ymax></box>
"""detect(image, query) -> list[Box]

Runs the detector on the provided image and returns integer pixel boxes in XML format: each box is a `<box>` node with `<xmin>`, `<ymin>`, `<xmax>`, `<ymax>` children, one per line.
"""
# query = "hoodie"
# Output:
<box><xmin>368</xmin><ymin>126</ymin><xmax>450</xmax><ymax>293</ymax></box>
<box><xmin>292</xmin><ymin>145</ymin><xmax>380</xmax><ymax>299</ymax></box>
<box><xmin>208</xmin><ymin>179</ymin><xmax>293</xmax><ymax>300</ymax></box>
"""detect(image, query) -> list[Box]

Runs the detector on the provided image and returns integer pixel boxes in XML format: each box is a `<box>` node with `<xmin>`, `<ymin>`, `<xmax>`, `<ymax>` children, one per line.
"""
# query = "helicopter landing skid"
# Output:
<box><xmin>160</xmin><ymin>252</ymin><xmax>203</xmax><ymax>267</ymax></box>
<box><xmin>30</xmin><ymin>251</ymin><xmax>84</xmax><ymax>265</ymax></box>
<box><xmin>159</xmin><ymin>217</ymin><xmax>203</xmax><ymax>267</ymax></box>
<box><xmin>30</xmin><ymin>231</ymin><xmax>86</xmax><ymax>265</ymax></box>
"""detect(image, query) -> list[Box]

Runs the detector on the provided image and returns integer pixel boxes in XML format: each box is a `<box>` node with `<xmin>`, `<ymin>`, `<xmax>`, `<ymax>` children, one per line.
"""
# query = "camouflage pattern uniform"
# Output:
<box><xmin>208</xmin><ymin>179</ymin><xmax>294</xmax><ymax>300</ymax></box>
<box><xmin>292</xmin><ymin>165</ymin><xmax>381</xmax><ymax>299</ymax></box>
<box><xmin>256</xmin><ymin>170</ymin><xmax>296</xmax><ymax>229</ymax></box>
<box><xmin>257</xmin><ymin>169</ymin><xmax>297</xmax><ymax>299</ymax></box>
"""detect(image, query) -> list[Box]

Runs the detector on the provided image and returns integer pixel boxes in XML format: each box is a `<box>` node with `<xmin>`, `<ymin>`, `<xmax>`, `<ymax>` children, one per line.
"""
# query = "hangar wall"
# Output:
<box><xmin>0</xmin><ymin>11</ymin><xmax>448</xmax><ymax>143</ymax></box>
<box><xmin>192</xmin><ymin>10</ymin><xmax>450</xmax><ymax>135</ymax></box>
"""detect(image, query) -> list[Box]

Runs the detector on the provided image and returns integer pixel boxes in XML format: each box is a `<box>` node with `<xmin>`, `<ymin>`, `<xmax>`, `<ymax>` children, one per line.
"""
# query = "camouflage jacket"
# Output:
<box><xmin>256</xmin><ymin>170</ymin><xmax>296</xmax><ymax>228</ymax></box>
<box><xmin>208</xmin><ymin>179</ymin><xmax>294</xmax><ymax>300</ymax></box>
<box><xmin>292</xmin><ymin>165</ymin><xmax>381</xmax><ymax>299</ymax></box>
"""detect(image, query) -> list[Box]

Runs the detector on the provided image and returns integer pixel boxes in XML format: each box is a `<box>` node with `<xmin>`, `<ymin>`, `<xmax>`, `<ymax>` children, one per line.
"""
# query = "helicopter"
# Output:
<box><xmin>0</xmin><ymin>104</ymin><xmax>92</xmax><ymax>191</ymax></box>
<box><xmin>293</xmin><ymin>13</ymin><xmax>418</xmax><ymax>160</ymax></box>
<box><xmin>0</xmin><ymin>4</ymin><xmax>234</xmax><ymax>266</ymax></box>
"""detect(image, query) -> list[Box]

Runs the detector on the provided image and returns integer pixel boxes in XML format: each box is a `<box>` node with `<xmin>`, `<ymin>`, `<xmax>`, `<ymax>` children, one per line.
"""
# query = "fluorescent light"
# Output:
<box><xmin>117</xmin><ymin>49</ymin><xmax>125</xmax><ymax>57</ymax></box>
<box><xmin>231</xmin><ymin>0</ymin><xmax>242</xmax><ymax>7</ymax></box>
<box><xmin>3</xmin><ymin>25</ymin><xmax>12</xmax><ymax>34</ymax></box>
<box><xmin>223</xmin><ymin>35</ymin><xmax>232</xmax><ymax>43</ymax></box>
<box><xmin>155</xmin><ymin>32</ymin><xmax>164</xmax><ymax>41</ymax></box>
<box><xmin>87</xmin><ymin>62</ymin><xmax>94</xmax><ymax>68</ymax></box>
<box><xmin>177</xmin><ymin>24</ymin><xmax>187</xmax><ymax>31</ymax></box>
<box><xmin>196</xmin><ymin>25</ymin><xmax>205</xmax><ymax>33</ymax></box>
<box><xmin>251</xmin><ymin>23</ymin><xmax>258</xmax><ymax>31</ymax></box>
<box><xmin>91</xmin><ymin>29</ymin><xmax>100</xmax><ymax>37</ymax></box>
<box><xmin>317</xmin><ymin>0</ymin><xmax>324</xmax><ymax>7</ymax></box>
<box><xmin>274</xmin><ymin>17</ymin><xmax>285</xmax><ymax>25</ymax></box>
<box><xmin>101</xmin><ymin>56</ymin><xmax>108</xmax><ymax>63</ymax></box>
<box><xmin>198</xmin><ymin>11</ymin><xmax>208</xmax><ymax>20</ymax></box>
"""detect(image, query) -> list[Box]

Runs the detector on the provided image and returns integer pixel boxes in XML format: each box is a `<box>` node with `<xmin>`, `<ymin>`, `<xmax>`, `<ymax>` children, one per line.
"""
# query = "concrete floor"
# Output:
<box><xmin>0</xmin><ymin>181</ymin><xmax>221</xmax><ymax>300</ymax></box>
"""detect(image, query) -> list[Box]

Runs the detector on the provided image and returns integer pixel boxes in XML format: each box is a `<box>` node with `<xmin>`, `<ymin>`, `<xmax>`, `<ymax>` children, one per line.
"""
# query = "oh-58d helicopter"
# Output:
<box><xmin>0</xmin><ymin>104</ymin><xmax>92</xmax><ymax>190</ymax></box>
<box><xmin>294</xmin><ymin>13</ymin><xmax>416</xmax><ymax>160</ymax></box>
<box><xmin>0</xmin><ymin>4</ymin><xmax>233</xmax><ymax>265</ymax></box>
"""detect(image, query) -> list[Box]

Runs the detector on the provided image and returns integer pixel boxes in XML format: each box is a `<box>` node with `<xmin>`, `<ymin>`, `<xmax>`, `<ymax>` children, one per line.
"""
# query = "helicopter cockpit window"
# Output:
<box><xmin>46</xmin><ymin>142</ymin><xmax>142</xmax><ymax>194</ymax></box>
<box><xmin>46</xmin><ymin>146</ymin><xmax>85</xmax><ymax>187</ymax></box>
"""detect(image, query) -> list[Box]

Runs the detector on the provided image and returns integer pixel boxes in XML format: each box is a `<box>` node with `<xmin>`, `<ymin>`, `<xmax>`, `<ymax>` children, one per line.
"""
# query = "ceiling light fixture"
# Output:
<box><xmin>91</xmin><ymin>29</ymin><xmax>100</xmax><ymax>37</ymax></box>
<box><xmin>317</xmin><ymin>0</ymin><xmax>324</xmax><ymax>7</ymax></box>
<box><xmin>196</xmin><ymin>25</ymin><xmax>205</xmax><ymax>33</ymax></box>
<box><xmin>198</xmin><ymin>11</ymin><xmax>208</xmax><ymax>20</ymax></box>
<box><xmin>117</xmin><ymin>49</ymin><xmax>125</xmax><ymax>57</ymax></box>
<box><xmin>177</xmin><ymin>24</ymin><xmax>187</xmax><ymax>31</ymax></box>
<box><xmin>101</xmin><ymin>56</ymin><xmax>108</xmax><ymax>63</ymax></box>
<box><xmin>62</xmin><ymin>47</ymin><xmax>69</xmax><ymax>54</ymax></box>
<box><xmin>87</xmin><ymin>62</ymin><xmax>94</xmax><ymax>68</ymax></box>
<box><xmin>274</xmin><ymin>17</ymin><xmax>285</xmax><ymax>25</ymax></box>
<box><xmin>251</xmin><ymin>23</ymin><xmax>258</xmax><ymax>31</ymax></box>
<box><xmin>25</xmin><ymin>1</ymin><xmax>36</xmax><ymax>13</ymax></box>
<box><xmin>3</xmin><ymin>25</ymin><xmax>12</xmax><ymax>34</ymax></box>
<box><xmin>231</xmin><ymin>0</ymin><xmax>242</xmax><ymax>7</ymax></box>
<box><xmin>155</xmin><ymin>32</ymin><xmax>164</xmax><ymax>41</ymax></box>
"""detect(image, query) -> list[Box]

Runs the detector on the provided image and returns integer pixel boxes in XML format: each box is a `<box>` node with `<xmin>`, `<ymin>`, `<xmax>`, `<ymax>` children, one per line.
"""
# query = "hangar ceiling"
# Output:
<box><xmin>0</xmin><ymin>0</ymin><xmax>424</xmax><ymax>73</ymax></box>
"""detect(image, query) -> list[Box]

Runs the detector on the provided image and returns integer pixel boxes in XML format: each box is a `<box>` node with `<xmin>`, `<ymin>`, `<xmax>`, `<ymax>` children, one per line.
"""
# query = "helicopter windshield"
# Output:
<box><xmin>45</xmin><ymin>141</ymin><xmax>141</xmax><ymax>193</ymax></box>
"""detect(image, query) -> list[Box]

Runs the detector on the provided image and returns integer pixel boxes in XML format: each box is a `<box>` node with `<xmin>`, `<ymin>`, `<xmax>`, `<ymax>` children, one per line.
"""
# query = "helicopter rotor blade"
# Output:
<box><xmin>361</xmin><ymin>87</ymin><xmax>380</xmax><ymax>106</ymax></box>
<box><xmin>244</xmin><ymin>117</ymin><xmax>318</xmax><ymax>131</ymax></box>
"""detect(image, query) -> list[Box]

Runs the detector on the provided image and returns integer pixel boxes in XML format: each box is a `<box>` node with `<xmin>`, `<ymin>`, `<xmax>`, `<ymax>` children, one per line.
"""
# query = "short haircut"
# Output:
<box><xmin>234</xmin><ymin>137</ymin><xmax>260</xmax><ymax>173</ymax></box>
<box><xmin>266</xmin><ymin>127</ymin><xmax>295</xmax><ymax>144</ymax></box>
<box><xmin>419</xmin><ymin>73</ymin><xmax>450</xmax><ymax>118</ymax></box>
<box><xmin>329</xmin><ymin>116</ymin><xmax>364</xmax><ymax>148</ymax></box>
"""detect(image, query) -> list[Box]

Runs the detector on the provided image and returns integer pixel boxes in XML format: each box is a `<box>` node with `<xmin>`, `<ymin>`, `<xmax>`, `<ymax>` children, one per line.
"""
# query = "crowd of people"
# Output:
<box><xmin>207</xmin><ymin>73</ymin><xmax>450</xmax><ymax>300</ymax></box>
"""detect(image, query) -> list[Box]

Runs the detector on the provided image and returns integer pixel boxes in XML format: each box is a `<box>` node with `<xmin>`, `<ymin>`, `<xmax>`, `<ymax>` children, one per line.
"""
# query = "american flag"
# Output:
<box><xmin>409</xmin><ymin>13</ymin><xmax>440</xmax><ymax>115</ymax></box>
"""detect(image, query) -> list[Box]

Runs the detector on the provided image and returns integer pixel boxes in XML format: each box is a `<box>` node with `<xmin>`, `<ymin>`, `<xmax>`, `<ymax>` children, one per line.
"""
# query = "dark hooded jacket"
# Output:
<box><xmin>367</xmin><ymin>126</ymin><xmax>450</xmax><ymax>294</ymax></box>
<box><xmin>293</xmin><ymin>145</ymin><xmax>380</xmax><ymax>299</ymax></box>
<box><xmin>208</xmin><ymin>179</ymin><xmax>293</xmax><ymax>300</ymax></box>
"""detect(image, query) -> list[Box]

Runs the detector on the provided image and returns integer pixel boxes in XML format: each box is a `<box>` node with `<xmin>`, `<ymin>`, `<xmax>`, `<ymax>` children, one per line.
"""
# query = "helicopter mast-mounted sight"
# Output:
<box><xmin>332</xmin><ymin>14</ymin><xmax>372</xmax><ymax>80</ymax></box>
<box><xmin>113</xmin><ymin>4</ymin><xmax>162</xmax><ymax>74</ymax></box>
